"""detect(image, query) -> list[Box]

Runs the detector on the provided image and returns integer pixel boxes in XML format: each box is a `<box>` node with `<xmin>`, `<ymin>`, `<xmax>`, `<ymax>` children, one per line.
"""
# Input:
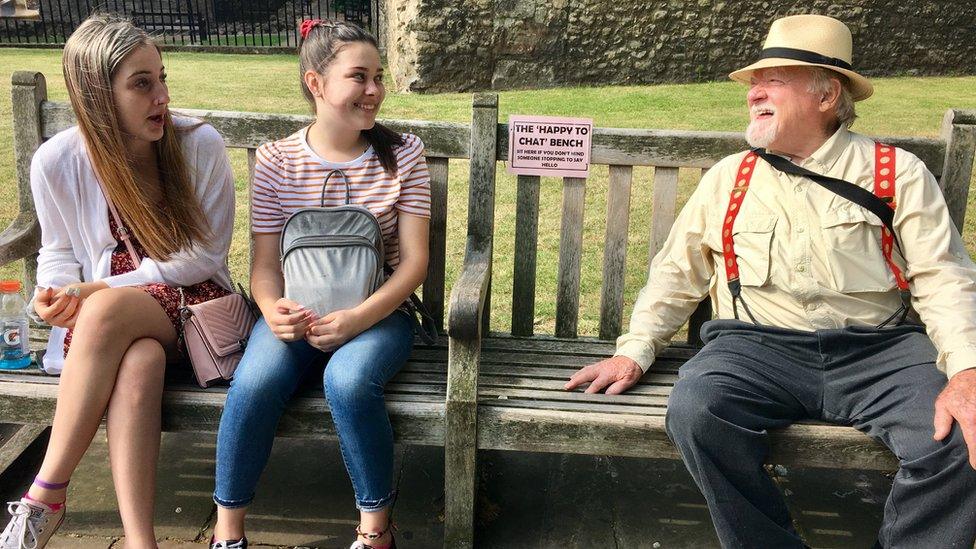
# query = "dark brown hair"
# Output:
<box><xmin>299</xmin><ymin>20</ymin><xmax>403</xmax><ymax>175</ymax></box>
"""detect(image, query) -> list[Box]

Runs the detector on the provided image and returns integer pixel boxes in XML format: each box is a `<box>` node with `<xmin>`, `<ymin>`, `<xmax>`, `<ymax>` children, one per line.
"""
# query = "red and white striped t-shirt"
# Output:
<box><xmin>251</xmin><ymin>128</ymin><xmax>431</xmax><ymax>266</ymax></box>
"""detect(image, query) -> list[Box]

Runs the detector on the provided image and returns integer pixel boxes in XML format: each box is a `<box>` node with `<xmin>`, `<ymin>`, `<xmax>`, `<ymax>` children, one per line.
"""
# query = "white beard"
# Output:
<box><xmin>746</xmin><ymin>118</ymin><xmax>778</xmax><ymax>148</ymax></box>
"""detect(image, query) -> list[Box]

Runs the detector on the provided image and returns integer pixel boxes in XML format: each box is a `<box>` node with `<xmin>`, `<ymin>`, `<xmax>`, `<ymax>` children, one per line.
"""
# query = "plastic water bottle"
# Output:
<box><xmin>0</xmin><ymin>280</ymin><xmax>31</xmax><ymax>370</ymax></box>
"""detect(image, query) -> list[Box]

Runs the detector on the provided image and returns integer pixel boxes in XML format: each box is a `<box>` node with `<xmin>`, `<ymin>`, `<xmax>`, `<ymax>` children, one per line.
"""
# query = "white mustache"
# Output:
<box><xmin>750</xmin><ymin>103</ymin><xmax>776</xmax><ymax>117</ymax></box>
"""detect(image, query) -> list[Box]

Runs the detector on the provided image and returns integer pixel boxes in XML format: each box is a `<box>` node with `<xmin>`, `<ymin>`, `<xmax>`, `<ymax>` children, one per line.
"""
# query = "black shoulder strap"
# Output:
<box><xmin>753</xmin><ymin>148</ymin><xmax>904</xmax><ymax>259</ymax></box>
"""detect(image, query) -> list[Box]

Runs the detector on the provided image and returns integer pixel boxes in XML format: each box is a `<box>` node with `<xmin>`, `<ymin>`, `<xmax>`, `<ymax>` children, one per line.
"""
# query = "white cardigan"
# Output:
<box><xmin>30</xmin><ymin>118</ymin><xmax>235</xmax><ymax>372</ymax></box>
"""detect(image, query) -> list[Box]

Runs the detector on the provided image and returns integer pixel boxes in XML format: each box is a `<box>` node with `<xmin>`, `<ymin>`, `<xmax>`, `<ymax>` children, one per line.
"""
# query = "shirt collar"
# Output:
<box><xmin>799</xmin><ymin>126</ymin><xmax>850</xmax><ymax>172</ymax></box>
<box><xmin>766</xmin><ymin>126</ymin><xmax>851</xmax><ymax>173</ymax></box>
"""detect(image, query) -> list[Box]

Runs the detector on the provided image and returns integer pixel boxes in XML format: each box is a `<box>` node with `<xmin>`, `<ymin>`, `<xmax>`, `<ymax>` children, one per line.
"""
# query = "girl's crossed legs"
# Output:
<box><xmin>30</xmin><ymin>287</ymin><xmax>177</xmax><ymax>548</ymax></box>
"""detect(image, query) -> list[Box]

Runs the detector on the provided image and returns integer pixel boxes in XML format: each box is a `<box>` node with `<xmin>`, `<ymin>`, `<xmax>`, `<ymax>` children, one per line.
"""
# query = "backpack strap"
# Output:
<box><xmin>383</xmin><ymin>263</ymin><xmax>439</xmax><ymax>344</ymax></box>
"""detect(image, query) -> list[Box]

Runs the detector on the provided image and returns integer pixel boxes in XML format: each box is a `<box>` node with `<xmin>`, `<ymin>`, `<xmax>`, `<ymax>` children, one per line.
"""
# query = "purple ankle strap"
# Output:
<box><xmin>33</xmin><ymin>476</ymin><xmax>69</xmax><ymax>490</ymax></box>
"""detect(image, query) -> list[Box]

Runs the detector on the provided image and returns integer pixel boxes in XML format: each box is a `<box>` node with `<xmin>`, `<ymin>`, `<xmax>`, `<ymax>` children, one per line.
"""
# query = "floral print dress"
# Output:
<box><xmin>62</xmin><ymin>214</ymin><xmax>230</xmax><ymax>355</ymax></box>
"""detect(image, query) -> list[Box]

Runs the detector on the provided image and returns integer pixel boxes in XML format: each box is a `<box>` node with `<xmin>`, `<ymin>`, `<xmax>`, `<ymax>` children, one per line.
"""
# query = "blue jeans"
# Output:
<box><xmin>213</xmin><ymin>310</ymin><xmax>414</xmax><ymax>511</ymax></box>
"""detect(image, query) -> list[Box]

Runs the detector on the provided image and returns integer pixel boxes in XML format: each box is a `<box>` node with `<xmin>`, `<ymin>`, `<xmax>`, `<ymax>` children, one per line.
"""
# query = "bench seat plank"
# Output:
<box><xmin>476</xmin><ymin>406</ymin><xmax>899</xmax><ymax>470</ymax></box>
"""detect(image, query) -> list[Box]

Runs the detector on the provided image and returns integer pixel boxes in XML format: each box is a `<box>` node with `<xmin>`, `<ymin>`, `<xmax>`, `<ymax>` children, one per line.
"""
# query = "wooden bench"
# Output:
<box><xmin>2</xmin><ymin>71</ymin><xmax>975</xmax><ymax>548</ymax></box>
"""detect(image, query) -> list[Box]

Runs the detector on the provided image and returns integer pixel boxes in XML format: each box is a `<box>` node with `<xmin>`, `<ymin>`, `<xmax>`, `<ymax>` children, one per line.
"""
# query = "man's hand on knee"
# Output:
<box><xmin>564</xmin><ymin>355</ymin><xmax>642</xmax><ymax>395</ymax></box>
<box><xmin>934</xmin><ymin>368</ymin><xmax>976</xmax><ymax>469</ymax></box>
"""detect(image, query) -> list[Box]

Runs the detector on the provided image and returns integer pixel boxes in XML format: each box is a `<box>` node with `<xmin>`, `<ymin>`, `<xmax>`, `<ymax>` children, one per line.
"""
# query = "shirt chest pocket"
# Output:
<box><xmin>819</xmin><ymin>205</ymin><xmax>896</xmax><ymax>293</ymax></box>
<box><xmin>732</xmin><ymin>215</ymin><xmax>777</xmax><ymax>287</ymax></box>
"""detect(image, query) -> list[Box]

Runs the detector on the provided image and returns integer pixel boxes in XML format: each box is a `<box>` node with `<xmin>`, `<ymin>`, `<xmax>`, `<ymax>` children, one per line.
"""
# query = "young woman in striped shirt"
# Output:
<box><xmin>210</xmin><ymin>20</ymin><xmax>431</xmax><ymax>549</ymax></box>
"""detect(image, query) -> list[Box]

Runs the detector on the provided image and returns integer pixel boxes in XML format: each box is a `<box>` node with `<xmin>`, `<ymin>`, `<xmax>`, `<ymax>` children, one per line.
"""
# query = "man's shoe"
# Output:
<box><xmin>0</xmin><ymin>498</ymin><xmax>65</xmax><ymax>549</ymax></box>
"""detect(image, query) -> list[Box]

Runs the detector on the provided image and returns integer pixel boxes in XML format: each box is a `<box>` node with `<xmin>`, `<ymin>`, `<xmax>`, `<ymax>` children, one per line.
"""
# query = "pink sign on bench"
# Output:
<box><xmin>506</xmin><ymin>115</ymin><xmax>593</xmax><ymax>178</ymax></box>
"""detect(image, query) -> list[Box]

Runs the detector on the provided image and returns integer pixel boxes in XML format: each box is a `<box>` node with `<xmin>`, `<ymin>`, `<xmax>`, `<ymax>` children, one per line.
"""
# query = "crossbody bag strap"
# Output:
<box><xmin>90</xmin><ymin>166</ymin><xmax>142</xmax><ymax>268</ymax></box>
<box><xmin>752</xmin><ymin>148</ymin><xmax>903</xmax><ymax>258</ymax></box>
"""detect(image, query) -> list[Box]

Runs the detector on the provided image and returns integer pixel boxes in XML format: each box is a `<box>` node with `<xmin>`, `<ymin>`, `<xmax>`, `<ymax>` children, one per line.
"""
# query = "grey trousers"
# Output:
<box><xmin>665</xmin><ymin>320</ymin><xmax>976</xmax><ymax>549</ymax></box>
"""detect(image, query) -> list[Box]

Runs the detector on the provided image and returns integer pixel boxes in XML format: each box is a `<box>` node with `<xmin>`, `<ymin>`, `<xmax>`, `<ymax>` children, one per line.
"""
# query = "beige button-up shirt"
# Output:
<box><xmin>616</xmin><ymin>127</ymin><xmax>976</xmax><ymax>379</ymax></box>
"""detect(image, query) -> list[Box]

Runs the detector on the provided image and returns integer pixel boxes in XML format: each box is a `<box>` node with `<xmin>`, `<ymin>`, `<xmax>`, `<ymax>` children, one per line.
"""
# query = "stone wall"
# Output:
<box><xmin>385</xmin><ymin>0</ymin><xmax>976</xmax><ymax>92</ymax></box>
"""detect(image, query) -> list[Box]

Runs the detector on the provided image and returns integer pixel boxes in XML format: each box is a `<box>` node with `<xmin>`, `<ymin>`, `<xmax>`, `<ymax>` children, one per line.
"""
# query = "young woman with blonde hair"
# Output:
<box><xmin>0</xmin><ymin>13</ymin><xmax>234</xmax><ymax>549</ymax></box>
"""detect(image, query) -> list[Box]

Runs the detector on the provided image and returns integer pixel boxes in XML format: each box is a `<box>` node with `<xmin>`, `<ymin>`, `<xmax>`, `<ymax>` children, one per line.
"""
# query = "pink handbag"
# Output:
<box><xmin>95</xmin><ymin>174</ymin><xmax>255</xmax><ymax>388</ymax></box>
<box><xmin>180</xmin><ymin>289</ymin><xmax>257</xmax><ymax>388</ymax></box>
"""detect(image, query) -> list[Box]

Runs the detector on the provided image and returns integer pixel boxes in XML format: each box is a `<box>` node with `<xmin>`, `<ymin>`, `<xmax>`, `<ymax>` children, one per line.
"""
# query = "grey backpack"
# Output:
<box><xmin>280</xmin><ymin>170</ymin><xmax>437</xmax><ymax>343</ymax></box>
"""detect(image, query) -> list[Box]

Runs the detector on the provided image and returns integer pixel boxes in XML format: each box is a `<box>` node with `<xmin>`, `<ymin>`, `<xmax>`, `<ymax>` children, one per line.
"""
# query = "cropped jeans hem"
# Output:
<box><xmin>356</xmin><ymin>489</ymin><xmax>397</xmax><ymax>512</ymax></box>
<box><xmin>213</xmin><ymin>492</ymin><xmax>254</xmax><ymax>510</ymax></box>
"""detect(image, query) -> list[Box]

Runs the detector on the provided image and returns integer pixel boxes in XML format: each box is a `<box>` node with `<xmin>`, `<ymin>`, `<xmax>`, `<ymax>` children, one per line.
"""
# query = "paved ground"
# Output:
<box><xmin>1</xmin><ymin>430</ymin><xmax>893</xmax><ymax>548</ymax></box>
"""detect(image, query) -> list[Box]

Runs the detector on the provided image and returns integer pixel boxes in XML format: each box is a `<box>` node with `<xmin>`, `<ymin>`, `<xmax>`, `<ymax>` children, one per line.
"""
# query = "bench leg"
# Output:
<box><xmin>444</xmin><ymin>400</ymin><xmax>477</xmax><ymax>548</ymax></box>
<box><xmin>0</xmin><ymin>424</ymin><xmax>50</xmax><ymax>496</ymax></box>
<box><xmin>444</xmin><ymin>336</ymin><xmax>481</xmax><ymax>549</ymax></box>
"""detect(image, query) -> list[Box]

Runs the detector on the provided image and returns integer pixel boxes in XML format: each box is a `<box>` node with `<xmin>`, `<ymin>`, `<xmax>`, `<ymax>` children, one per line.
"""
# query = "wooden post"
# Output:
<box><xmin>939</xmin><ymin>109</ymin><xmax>976</xmax><ymax>232</ymax></box>
<box><xmin>443</xmin><ymin>93</ymin><xmax>498</xmax><ymax>549</ymax></box>
<box><xmin>9</xmin><ymin>71</ymin><xmax>46</xmax><ymax>296</ymax></box>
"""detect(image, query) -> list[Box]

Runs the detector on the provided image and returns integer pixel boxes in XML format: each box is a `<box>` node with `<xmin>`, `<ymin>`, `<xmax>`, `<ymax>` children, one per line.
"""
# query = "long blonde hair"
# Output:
<box><xmin>62</xmin><ymin>13</ymin><xmax>208</xmax><ymax>260</ymax></box>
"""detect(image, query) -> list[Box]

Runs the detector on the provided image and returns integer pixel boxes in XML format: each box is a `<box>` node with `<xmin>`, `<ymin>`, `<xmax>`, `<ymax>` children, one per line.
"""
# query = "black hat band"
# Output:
<box><xmin>758</xmin><ymin>47</ymin><xmax>853</xmax><ymax>71</ymax></box>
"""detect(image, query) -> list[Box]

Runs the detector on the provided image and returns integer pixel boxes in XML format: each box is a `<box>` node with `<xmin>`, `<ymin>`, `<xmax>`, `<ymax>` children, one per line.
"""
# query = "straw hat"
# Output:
<box><xmin>729</xmin><ymin>14</ymin><xmax>873</xmax><ymax>101</ymax></box>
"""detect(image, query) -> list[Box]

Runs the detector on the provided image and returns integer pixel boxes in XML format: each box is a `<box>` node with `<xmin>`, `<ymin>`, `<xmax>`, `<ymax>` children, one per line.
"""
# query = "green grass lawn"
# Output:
<box><xmin>1</xmin><ymin>48</ymin><xmax>975</xmax><ymax>337</ymax></box>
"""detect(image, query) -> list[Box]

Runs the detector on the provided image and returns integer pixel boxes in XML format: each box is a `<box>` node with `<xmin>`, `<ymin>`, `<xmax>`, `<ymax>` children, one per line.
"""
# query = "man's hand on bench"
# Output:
<box><xmin>934</xmin><ymin>368</ymin><xmax>976</xmax><ymax>469</ymax></box>
<box><xmin>564</xmin><ymin>356</ymin><xmax>642</xmax><ymax>395</ymax></box>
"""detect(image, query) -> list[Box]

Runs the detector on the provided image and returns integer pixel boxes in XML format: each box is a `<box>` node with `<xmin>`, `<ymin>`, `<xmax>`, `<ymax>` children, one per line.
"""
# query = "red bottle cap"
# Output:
<box><xmin>0</xmin><ymin>280</ymin><xmax>22</xmax><ymax>293</ymax></box>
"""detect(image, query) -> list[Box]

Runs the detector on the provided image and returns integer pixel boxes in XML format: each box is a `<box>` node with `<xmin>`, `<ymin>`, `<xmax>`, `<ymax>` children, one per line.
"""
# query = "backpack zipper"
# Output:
<box><xmin>280</xmin><ymin>235</ymin><xmax>382</xmax><ymax>265</ymax></box>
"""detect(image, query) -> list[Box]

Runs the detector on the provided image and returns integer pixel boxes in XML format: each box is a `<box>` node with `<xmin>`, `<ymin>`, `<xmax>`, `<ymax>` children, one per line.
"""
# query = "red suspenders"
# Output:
<box><xmin>722</xmin><ymin>151</ymin><xmax>760</xmax><ymax>321</ymax></box>
<box><xmin>873</xmin><ymin>143</ymin><xmax>909</xmax><ymax>291</ymax></box>
<box><xmin>722</xmin><ymin>143</ymin><xmax>907</xmax><ymax>322</ymax></box>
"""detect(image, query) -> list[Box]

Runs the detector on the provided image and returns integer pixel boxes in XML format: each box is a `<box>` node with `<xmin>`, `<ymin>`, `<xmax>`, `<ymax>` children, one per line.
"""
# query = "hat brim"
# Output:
<box><xmin>729</xmin><ymin>58</ymin><xmax>873</xmax><ymax>101</ymax></box>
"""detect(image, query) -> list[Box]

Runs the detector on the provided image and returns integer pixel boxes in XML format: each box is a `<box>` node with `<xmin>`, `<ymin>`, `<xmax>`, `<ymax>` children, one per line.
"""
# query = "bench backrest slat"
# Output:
<box><xmin>512</xmin><ymin>174</ymin><xmax>541</xmax><ymax>337</ymax></box>
<box><xmin>598</xmin><ymin>165</ymin><xmax>634</xmax><ymax>340</ymax></box>
<box><xmin>11</xmin><ymin>72</ymin><xmax>47</xmax><ymax>298</ymax></box>
<box><xmin>555</xmin><ymin>177</ymin><xmax>586</xmax><ymax>338</ymax></box>
<box><xmin>647</xmin><ymin>167</ymin><xmax>680</xmax><ymax>276</ymax></box>
<box><xmin>246</xmin><ymin>147</ymin><xmax>257</xmax><ymax>265</ymax></box>
<box><xmin>425</xmin><ymin>156</ymin><xmax>450</xmax><ymax>331</ymax></box>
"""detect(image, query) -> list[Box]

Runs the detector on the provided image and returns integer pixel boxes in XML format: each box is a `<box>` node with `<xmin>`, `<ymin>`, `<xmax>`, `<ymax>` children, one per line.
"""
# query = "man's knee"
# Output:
<box><xmin>905</xmin><ymin>426</ymin><xmax>976</xmax><ymax>477</ymax></box>
<box><xmin>667</xmin><ymin>368</ymin><xmax>734</xmax><ymax>443</ymax></box>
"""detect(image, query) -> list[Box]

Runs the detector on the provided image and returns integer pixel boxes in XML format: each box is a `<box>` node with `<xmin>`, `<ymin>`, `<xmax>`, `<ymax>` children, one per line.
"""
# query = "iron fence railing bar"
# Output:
<box><xmin>0</xmin><ymin>0</ymin><xmax>376</xmax><ymax>49</ymax></box>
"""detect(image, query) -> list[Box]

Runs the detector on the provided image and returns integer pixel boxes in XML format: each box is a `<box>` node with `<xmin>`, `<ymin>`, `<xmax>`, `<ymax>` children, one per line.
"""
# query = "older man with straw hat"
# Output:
<box><xmin>567</xmin><ymin>14</ymin><xmax>976</xmax><ymax>548</ymax></box>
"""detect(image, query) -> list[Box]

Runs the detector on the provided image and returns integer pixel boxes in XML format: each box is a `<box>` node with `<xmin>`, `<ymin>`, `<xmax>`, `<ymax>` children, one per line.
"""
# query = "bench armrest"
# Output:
<box><xmin>0</xmin><ymin>212</ymin><xmax>39</xmax><ymax>267</ymax></box>
<box><xmin>447</xmin><ymin>244</ymin><xmax>492</xmax><ymax>343</ymax></box>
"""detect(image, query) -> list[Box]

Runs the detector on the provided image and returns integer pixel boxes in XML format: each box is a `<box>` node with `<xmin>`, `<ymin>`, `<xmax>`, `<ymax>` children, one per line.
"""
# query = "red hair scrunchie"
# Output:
<box><xmin>299</xmin><ymin>19</ymin><xmax>321</xmax><ymax>39</ymax></box>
